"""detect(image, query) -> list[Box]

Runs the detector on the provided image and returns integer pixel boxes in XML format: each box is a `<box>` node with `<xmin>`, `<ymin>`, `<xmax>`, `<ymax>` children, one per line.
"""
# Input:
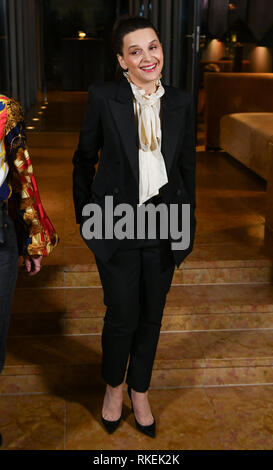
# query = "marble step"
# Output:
<box><xmin>15</xmin><ymin>256</ymin><xmax>273</xmax><ymax>288</ymax></box>
<box><xmin>10</xmin><ymin>283</ymin><xmax>273</xmax><ymax>335</ymax></box>
<box><xmin>2</xmin><ymin>328</ymin><xmax>273</xmax><ymax>395</ymax></box>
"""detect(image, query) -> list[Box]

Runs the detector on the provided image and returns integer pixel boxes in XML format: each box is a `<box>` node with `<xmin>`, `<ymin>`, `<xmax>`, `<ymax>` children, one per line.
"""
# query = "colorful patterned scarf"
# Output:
<box><xmin>0</xmin><ymin>94</ymin><xmax>58</xmax><ymax>257</ymax></box>
<box><xmin>0</xmin><ymin>96</ymin><xmax>12</xmax><ymax>200</ymax></box>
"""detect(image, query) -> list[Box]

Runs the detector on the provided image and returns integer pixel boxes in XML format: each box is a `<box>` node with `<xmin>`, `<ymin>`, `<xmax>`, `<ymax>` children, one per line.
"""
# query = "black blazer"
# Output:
<box><xmin>72</xmin><ymin>75</ymin><xmax>197</xmax><ymax>268</ymax></box>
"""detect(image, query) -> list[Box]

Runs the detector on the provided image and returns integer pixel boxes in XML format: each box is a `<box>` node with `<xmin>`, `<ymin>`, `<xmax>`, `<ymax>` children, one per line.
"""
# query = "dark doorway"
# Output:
<box><xmin>43</xmin><ymin>0</ymin><xmax>120</xmax><ymax>91</ymax></box>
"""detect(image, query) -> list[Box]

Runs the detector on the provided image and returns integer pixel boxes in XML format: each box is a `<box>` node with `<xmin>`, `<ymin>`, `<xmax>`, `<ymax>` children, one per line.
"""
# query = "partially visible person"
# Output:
<box><xmin>0</xmin><ymin>95</ymin><xmax>59</xmax><ymax>447</ymax></box>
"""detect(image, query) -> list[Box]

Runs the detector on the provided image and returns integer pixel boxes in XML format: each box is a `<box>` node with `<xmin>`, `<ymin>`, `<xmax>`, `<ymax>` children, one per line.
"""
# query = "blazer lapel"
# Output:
<box><xmin>108</xmin><ymin>76</ymin><xmax>186</xmax><ymax>188</ymax></box>
<box><xmin>160</xmin><ymin>85</ymin><xmax>187</xmax><ymax>177</ymax></box>
<box><xmin>108</xmin><ymin>78</ymin><xmax>139</xmax><ymax>186</ymax></box>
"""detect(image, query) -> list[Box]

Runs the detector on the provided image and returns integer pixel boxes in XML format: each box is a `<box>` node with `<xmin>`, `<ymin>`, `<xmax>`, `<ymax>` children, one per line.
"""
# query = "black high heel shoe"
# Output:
<box><xmin>101</xmin><ymin>389</ymin><xmax>122</xmax><ymax>434</ymax></box>
<box><xmin>101</xmin><ymin>413</ymin><xmax>122</xmax><ymax>434</ymax></box>
<box><xmin>127</xmin><ymin>385</ymin><xmax>156</xmax><ymax>438</ymax></box>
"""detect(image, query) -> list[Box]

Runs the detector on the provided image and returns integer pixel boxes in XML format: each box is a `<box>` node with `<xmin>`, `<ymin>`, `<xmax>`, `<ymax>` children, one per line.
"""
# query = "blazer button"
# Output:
<box><xmin>113</xmin><ymin>187</ymin><xmax>119</xmax><ymax>194</ymax></box>
<box><xmin>176</xmin><ymin>189</ymin><xmax>182</xmax><ymax>196</ymax></box>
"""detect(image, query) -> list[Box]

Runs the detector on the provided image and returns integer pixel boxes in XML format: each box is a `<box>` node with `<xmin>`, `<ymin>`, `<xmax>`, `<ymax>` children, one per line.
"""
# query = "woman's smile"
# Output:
<box><xmin>140</xmin><ymin>62</ymin><xmax>158</xmax><ymax>73</ymax></box>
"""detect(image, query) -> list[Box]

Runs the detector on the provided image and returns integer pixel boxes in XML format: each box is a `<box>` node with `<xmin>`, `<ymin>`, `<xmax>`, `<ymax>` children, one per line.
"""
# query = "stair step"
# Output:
<box><xmin>15</xmin><ymin>259</ymin><xmax>273</xmax><ymax>288</ymax></box>
<box><xmin>2</xmin><ymin>330</ymin><xmax>273</xmax><ymax>394</ymax></box>
<box><xmin>11</xmin><ymin>282</ymin><xmax>273</xmax><ymax>321</ymax></box>
<box><xmin>8</xmin><ymin>312</ymin><xmax>273</xmax><ymax>336</ymax></box>
<box><xmin>9</xmin><ymin>282</ymin><xmax>273</xmax><ymax>335</ymax></box>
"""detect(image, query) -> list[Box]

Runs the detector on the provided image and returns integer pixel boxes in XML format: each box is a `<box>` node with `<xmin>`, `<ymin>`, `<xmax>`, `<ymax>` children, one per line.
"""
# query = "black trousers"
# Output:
<box><xmin>94</xmin><ymin>195</ymin><xmax>176</xmax><ymax>392</ymax></box>
<box><xmin>0</xmin><ymin>210</ymin><xmax>19</xmax><ymax>374</ymax></box>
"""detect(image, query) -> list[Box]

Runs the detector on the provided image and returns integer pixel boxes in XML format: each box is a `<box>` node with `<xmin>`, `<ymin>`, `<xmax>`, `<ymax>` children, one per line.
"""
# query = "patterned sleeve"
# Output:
<box><xmin>4</xmin><ymin>97</ymin><xmax>59</xmax><ymax>257</ymax></box>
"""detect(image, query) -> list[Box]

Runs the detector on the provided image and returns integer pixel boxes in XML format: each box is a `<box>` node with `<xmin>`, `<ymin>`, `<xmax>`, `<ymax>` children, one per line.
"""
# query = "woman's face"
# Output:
<box><xmin>117</xmin><ymin>27</ymin><xmax>164</xmax><ymax>88</ymax></box>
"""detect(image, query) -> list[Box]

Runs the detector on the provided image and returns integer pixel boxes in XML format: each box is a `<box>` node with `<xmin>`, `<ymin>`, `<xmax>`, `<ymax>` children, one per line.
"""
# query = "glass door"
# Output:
<box><xmin>180</xmin><ymin>0</ymin><xmax>206</xmax><ymax>138</ymax></box>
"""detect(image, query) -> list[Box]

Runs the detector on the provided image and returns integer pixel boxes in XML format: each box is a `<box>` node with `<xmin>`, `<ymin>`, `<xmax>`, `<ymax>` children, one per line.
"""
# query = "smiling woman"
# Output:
<box><xmin>72</xmin><ymin>14</ymin><xmax>196</xmax><ymax>440</ymax></box>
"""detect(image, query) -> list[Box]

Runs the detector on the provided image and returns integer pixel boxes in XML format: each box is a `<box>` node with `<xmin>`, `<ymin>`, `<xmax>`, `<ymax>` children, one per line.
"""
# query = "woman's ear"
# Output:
<box><xmin>117</xmin><ymin>53</ymin><xmax>128</xmax><ymax>71</ymax></box>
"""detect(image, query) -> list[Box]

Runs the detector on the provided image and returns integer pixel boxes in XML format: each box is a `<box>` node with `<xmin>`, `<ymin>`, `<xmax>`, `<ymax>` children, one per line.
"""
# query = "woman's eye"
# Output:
<box><xmin>131</xmin><ymin>46</ymin><xmax>157</xmax><ymax>55</ymax></box>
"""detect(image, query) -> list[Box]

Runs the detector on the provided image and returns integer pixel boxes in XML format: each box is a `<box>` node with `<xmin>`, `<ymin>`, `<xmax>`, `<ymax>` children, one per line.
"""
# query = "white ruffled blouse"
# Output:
<box><xmin>123</xmin><ymin>71</ymin><xmax>168</xmax><ymax>206</ymax></box>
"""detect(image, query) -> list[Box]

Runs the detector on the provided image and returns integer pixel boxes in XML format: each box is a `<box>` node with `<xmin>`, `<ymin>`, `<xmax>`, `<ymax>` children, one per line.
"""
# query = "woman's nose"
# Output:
<box><xmin>142</xmin><ymin>50</ymin><xmax>153</xmax><ymax>62</ymax></box>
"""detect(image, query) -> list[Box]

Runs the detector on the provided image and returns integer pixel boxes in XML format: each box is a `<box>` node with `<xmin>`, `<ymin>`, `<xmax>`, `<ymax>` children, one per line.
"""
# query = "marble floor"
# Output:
<box><xmin>2</xmin><ymin>385</ymin><xmax>273</xmax><ymax>450</ymax></box>
<box><xmin>1</xmin><ymin>91</ymin><xmax>273</xmax><ymax>450</ymax></box>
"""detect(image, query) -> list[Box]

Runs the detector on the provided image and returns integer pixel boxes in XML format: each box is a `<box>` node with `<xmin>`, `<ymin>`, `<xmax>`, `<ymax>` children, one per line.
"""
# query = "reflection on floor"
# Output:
<box><xmin>1</xmin><ymin>91</ymin><xmax>273</xmax><ymax>450</ymax></box>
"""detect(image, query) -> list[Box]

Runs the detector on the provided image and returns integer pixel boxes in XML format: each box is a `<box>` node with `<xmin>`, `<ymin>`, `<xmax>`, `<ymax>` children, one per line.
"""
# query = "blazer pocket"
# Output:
<box><xmin>171</xmin><ymin>179</ymin><xmax>190</xmax><ymax>202</ymax></box>
<box><xmin>175</xmin><ymin>189</ymin><xmax>190</xmax><ymax>203</ymax></box>
<box><xmin>91</xmin><ymin>178</ymin><xmax>107</xmax><ymax>197</ymax></box>
<box><xmin>176</xmin><ymin>173</ymin><xmax>191</xmax><ymax>201</ymax></box>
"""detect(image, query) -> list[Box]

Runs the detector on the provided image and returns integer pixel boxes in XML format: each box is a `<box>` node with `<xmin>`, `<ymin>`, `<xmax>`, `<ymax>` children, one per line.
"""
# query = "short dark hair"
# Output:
<box><xmin>112</xmin><ymin>14</ymin><xmax>161</xmax><ymax>81</ymax></box>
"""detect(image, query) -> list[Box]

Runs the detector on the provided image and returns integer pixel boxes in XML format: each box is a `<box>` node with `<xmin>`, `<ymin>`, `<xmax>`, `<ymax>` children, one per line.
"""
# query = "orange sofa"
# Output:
<box><xmin>204</xmin><ymin>72</ymin><xmax>273</xmax><ymax>248</ymax></box>
<box><xmin>219</xmin><ymin>112</ymin><xmax>273</xmax><ymax>180</ymax></box>
<box><xmin>204</xmin><ymin>73</ymin><xmax>273</xmax><ymax>149</ymax></box>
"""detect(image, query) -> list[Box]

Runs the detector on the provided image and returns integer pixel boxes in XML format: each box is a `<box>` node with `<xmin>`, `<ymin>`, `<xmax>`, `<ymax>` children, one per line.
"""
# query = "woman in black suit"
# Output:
<box><xmin>73</xmin><ymin>15</ymin><xmax>196</xmax><ymax>438</ymax></box>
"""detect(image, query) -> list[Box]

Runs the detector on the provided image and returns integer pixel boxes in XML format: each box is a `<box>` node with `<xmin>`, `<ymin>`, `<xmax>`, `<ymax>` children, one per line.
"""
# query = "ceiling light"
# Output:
<box><xmin>78</xmin><ymin>31</ymin><xmax>86</xmax><ymax>38</ymax></box>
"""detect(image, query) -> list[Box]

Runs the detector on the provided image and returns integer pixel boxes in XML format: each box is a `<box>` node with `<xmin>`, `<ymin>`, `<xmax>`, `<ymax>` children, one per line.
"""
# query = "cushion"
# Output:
<box><xmin>220</xmin><ymin>113</ymin><xmax>273</xmax><ymax>180</ymax></box>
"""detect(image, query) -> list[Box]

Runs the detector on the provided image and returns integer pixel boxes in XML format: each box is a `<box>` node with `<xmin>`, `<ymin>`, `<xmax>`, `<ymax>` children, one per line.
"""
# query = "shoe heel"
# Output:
<box><xmin>127</xmin><ymin>385</ymin><xmax>156</xmax><ymax>438</ymax></box>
